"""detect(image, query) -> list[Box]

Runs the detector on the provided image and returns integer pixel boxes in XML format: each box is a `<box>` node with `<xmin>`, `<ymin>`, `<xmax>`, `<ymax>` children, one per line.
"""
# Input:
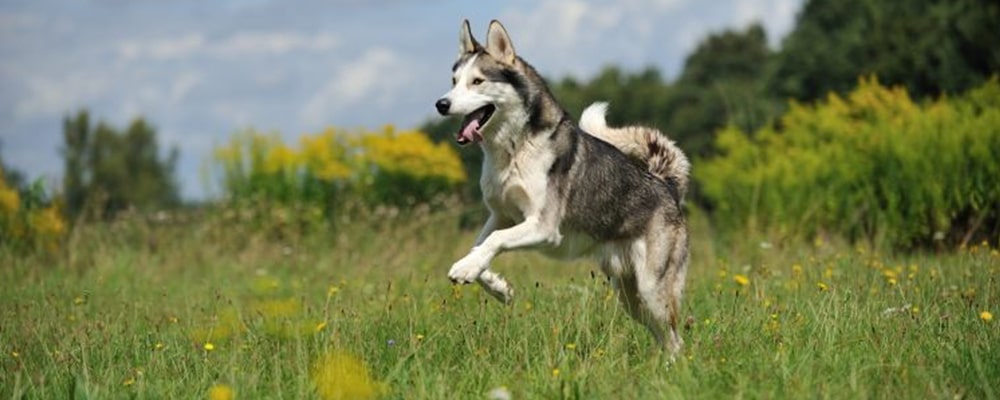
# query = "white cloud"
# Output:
<box><xmin>117</xmin><ymin>30</ymin><xmax>339</xmax><ymax>61</ymax></box>
<box><xmin>169</xmin><ymin>71</ymin><xmax>203</xmax><ymax>104</ymax></box>
<box><xmin>14</xmin><ymin>74</ymin><xmax>111</xmax><ymax>119</ymax></box>
<box><xmin>211</xmin><ymin>102</ymin><xmax>254</xmax><ymax>127</ymax></box>
<box><xmin>0</xmin><ymin>11</ymin><xmax>43</xmax><ymax>31</ymax></box>
<box><xmin>119</xmin><ymin>33</ymin><xmax>206</xmax><ymax>61</ymax></box>
<box><xmin>299</xmin><ymin>47</ymin><xmax>410</xmax><ymax>127</ymax></box>
<box><xmin>213</xmin><ymin>31</ymin><xmax>339</xmax><ymax>58</ymax></box>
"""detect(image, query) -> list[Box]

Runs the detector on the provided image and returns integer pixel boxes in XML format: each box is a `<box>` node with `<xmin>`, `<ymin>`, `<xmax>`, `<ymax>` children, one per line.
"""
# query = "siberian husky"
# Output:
<box><xmin>435</xmin><ymin>20</ymin><xmax>691</xmax><ymax>355</ymax></box>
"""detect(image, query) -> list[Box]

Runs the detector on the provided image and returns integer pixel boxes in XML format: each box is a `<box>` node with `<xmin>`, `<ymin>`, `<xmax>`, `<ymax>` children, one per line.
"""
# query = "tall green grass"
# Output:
<box><xmin>2</xmin><ymin>209</ymin><xmax>997</xmax><ymax>399</ymax></box>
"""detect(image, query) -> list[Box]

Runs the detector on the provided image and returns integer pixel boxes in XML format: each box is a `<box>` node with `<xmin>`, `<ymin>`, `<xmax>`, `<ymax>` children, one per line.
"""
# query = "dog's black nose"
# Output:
<box><xmin>435</xmin><ymin>98</ymin><xmax>451</xmax><ymax>115</ymax></box>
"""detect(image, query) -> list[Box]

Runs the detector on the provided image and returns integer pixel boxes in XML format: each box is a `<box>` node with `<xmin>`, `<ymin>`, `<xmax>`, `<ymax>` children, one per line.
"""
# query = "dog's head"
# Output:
<box><xmin>435</xmin><ymin>20</ymin><xmax>523</xmax><ymax>146</ymax></box>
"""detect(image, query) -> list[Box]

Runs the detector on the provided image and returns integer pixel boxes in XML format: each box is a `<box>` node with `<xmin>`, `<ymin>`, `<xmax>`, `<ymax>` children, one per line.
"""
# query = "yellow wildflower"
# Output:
<box><xmin>251</xmin><ymin>298</ymin><xmax>302</xmax><ymax>319</ymax></box>
<box><xmin>816</xmin><ymin>282</ymin><xmax>828</xmax><ymax>291</ymax></box>
<box><xmin>251</xmin><ymin>276</ymin><xmax>281</xmax><ymax>294</ymax></box>
<box><xmin>0</xmin><ymin>184</ymin><xmax>18</xmax><ymax>214</ymax></box>
<box><xmin>551</xmin><ymin>368</ymin><xmax>560</xmax><ymax>378</ymax></box>
<box><xmin>29</xmin><ymin>206</ymin><xmax>66</xmax><ymax>239</ymax></box>
<box><xmin>204</xmin><ymin>342</ymin><xmax>215</xmax><ymax>351</ymax></box>
<box><xmin>311</xmin><ymin>351</ymin><xmax>383</xmax><ymax>400</ymax></box>
<box><xmin>733</xmin><ymin>274</ymin><xmax>750</xmax><ymax>287</ymax></box>
<box><xmin>300</xmin><ymin>129</ymin><xmax>351</xmax><ymax>181</ymax></box>
<box><xmin>565</xmin><ymin>343</ymin><xmax>577</xmax><ymax>350</ymax></box>
<box><xmin>263</xmin><ymin>142</ymin><xmax>298</xmax><ymax>174</ymax></box>
<box><xmin>208</xmin><ymin>384</ymin><xmax>235</xmax><ymax>400</ymax></box>
<box><xmin>981</xmin><ymin>311</ymin><xmax>994</xmax><ymax>322</ymax></box>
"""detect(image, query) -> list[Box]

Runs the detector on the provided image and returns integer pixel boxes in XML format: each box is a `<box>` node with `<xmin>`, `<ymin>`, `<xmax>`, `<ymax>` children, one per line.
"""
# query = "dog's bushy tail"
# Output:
<box><xmin>580</xmin><ymin>102</ymin><xmax>690</xmax><ymax>198</ymax></box>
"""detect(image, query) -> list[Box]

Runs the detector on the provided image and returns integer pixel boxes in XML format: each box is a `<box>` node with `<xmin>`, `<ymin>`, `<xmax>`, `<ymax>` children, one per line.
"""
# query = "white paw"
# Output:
<box><xmin>478</xmin><ymin>270</ymin><xmax>515</xmax><ymax>305</ymax></box>
<box><xmin>448</xmin><ymin>251</ymin><xmax>488</xmax><ymax>284</ymax></box>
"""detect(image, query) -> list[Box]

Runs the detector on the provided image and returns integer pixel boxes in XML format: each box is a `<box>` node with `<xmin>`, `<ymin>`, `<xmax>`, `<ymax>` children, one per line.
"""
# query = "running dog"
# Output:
<box><xmin>435</xmin><ymin>19</ymin><xmax>691</xmax><ymax>355</ymax></box>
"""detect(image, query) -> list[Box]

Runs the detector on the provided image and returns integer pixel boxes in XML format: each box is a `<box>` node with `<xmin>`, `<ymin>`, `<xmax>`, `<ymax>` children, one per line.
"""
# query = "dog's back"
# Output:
<box><xmin>580</xmin><ymin>102</ymin><xmax>690</xmax><ymax>198</ymax></box>
<box><xmin>558</xmin><ymin>123</ymin><xmax>682</xmax><ymax>241</ymax></box>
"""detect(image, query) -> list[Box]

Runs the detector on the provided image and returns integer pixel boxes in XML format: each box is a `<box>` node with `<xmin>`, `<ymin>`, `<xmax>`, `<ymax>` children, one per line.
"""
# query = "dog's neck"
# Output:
<box><xmin>480</xmin><ymin>109</ymin><xmax>527</xmax><ymax>160</ymax></box>
<box><xmin>480</xmin><ymin>110</ymin><xmax>570</xmax><ymax>169</ymax></box>
<box><xmin>480</xmin><ymin>87</ymin><xmax>570</xmax><ymax>167</ymax></box>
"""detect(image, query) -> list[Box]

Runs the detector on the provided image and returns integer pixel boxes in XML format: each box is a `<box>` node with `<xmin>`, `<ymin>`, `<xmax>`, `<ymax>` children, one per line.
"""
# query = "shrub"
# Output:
<box><xmin>0</xmin><ymin>169</ymin><xmax>66</xmax><ymax>253</ymax></box>
<box><xmin>697</xmin><ymin>77</ymin><xmax>1000</xmax><ymax>249</ymax></box>
<box><xmin>211</xmin><ymin>125</ymin><xmax>466</xmax><ymax>216</ymax></box>
<box><xmin>355</xmin><ymin>126</ymin><xmax>466</xmax><ymax>207</ymax></box>
<box><xmin>213</xmin><ymin>128</ymin><xmax>352</xmax><ymax>211</ymax></box>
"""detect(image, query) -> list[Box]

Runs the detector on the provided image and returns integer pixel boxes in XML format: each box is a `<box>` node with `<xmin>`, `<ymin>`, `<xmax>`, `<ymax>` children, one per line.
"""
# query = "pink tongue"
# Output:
<box><xmin>461</xmin><ymin>119</ymin><xmax>482</xmax><ymax>143</ymax></box>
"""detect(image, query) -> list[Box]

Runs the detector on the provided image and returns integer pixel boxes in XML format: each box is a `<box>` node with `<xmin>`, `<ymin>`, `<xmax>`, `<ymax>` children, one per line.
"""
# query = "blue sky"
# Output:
<box><xmin>0</xmin><ymin>0</ymin><xmax>802</xmax><ymax>200</ymax></box>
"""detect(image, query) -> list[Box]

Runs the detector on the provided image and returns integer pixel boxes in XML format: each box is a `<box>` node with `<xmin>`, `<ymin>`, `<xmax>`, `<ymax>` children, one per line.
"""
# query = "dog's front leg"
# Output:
<box><xmin>449</xmin><ymin>215</ymin><xmax>559</xmax><ymax>284</ymax></box>
<box><xmin>467</xmin><ymin>215</ymin><xmax>516</xmax><ymax>304</ymax></box>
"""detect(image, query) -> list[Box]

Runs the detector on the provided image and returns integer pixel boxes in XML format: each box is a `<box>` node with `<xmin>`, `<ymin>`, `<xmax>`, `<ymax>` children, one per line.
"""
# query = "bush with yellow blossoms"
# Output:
<box><xmin>355</xmin><ymin>126</ymin><xmax>466</xmax><ymax>207</ymax></box>
<box><xmin>0</xmin><ymin>168</ymin><xmax>66</xmax><ymax>253</ymax></box>
<box><xmin>211</xmin><ymin>125</ymin><xmax>466</xmax><ymax>217</ymax></box>
<box><xmin>698</xmin><ymin>77</ymin><xmax>1000</xmax><ymax>249</ymax></box>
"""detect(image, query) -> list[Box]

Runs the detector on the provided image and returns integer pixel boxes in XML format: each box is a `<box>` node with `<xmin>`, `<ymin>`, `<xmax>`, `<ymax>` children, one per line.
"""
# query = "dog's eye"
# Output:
<box><xmin>471</xmin><ymin>78</ymin><xmax>484</xmax><ymax>86</ymax></box>
<box><xmin>452</xmin><ymin>77</ymin><xmax>457</xmax><ymax>86</ymax></box>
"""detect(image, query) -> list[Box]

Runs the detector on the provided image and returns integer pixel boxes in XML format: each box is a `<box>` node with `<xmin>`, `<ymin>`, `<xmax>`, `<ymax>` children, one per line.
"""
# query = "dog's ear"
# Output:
<box><xmin>486</xmin><ymin>20</ymin><xmax>516</xmax><ymax>64</ymax></box>
<box><xmin>459</xmin><ymin>19</ymin><xmax>479</xmax><ymax>56</ymax></box>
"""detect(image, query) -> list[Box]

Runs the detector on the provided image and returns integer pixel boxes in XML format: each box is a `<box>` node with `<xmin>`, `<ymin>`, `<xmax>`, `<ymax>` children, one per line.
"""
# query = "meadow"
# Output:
<box><xmin>2</xmin><ymin>207</ymin><xmax>997</xmax><ymax>399</ymax></box>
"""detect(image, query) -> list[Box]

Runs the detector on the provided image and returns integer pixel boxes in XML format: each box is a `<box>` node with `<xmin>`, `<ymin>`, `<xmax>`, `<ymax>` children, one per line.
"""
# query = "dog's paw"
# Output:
<box><xmin>448</xmin><ymin>252</ymin><xmax>487</xmax><ymax>284</ymax></box>
<box><xmin>478</xmin><ymin>271</ymin><xmax>515</xmax><ymax>305</ymax></box>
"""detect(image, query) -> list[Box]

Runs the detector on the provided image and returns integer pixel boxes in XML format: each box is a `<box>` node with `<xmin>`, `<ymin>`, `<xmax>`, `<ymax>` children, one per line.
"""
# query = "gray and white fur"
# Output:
<box><xmin>435</xmin><ymin>19</ymin><xmax>690</xmax><ymax>356</ymax></box>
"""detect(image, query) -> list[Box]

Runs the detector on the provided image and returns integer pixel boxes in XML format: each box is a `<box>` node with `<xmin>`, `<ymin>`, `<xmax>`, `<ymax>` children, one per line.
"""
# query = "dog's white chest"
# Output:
<box><xmin>480</xmin><ymin>140</ymin><xmax>553</xmax><ymax>220</ymax></box>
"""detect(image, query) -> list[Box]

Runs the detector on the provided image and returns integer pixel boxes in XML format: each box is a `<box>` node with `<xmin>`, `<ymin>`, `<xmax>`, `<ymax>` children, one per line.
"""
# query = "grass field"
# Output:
<box><xmin>2</xmin><ymin>208</ymin><xmax>997</xmax><ymax>399</ymax></box>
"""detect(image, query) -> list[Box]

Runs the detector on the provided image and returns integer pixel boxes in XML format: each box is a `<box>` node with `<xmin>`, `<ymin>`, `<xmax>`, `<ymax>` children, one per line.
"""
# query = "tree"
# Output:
<box><xmin>62</xmin><ymin>110</ymin><xmax>180</xmax><ymax>218</ymax></box>
<box><xmin>665</xmin><ymin>24</ymin><xmax>777</xmax><ymax>157</ymax></box>
<box><xmin>769</xmin><ymin>0</ymin><xmax>1000</xmax><ymax>101</ymax></box>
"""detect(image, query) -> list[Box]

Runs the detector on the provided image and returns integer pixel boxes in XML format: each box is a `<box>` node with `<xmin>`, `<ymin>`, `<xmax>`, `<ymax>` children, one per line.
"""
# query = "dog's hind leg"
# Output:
<box><xmin>633</xmin><ymin>227</ymin><xmax>687</xmax><ymax>357</ymax></box>
<box><xmin>605</xmin><ymin>245</ymin><xmax>668</xmax><ymax>350</ymax></box>
<box><xmin>622</xmin><ymin>228</ymin><xmax>686</xmax><ymax>357</ymax></box>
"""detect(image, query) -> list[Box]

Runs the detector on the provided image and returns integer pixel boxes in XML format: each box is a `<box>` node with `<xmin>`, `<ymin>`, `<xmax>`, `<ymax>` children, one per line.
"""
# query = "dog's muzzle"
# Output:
<box><xmin>435</xmin><ymin>98</ymin><xmax>451</xmax><ymax>115</ymax></box>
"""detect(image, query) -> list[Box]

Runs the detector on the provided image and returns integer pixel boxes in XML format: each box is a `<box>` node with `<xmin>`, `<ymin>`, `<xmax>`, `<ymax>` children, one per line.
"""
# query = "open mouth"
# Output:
<box><xmin>456</xmin><ymin>104</ymin><xmax>496</xmax><ymax>145</ymax></box>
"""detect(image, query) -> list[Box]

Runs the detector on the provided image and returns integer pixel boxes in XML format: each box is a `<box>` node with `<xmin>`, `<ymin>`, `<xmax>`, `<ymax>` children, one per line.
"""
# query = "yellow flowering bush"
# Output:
<box><xmin>0</xmin><ymin>169</ymin><xmax>66</xmax><ymax>253</ymax></box>
<box><xmin>356</xmin><ymin>126</ymin><xmax>466</xmax><ymax>206</ymax></box>
<box><xmin>211</xmin><ymin>125</ymin><xmax>465</xmax><ymax>214</ymax></box>
<box><xmin>698</xmin><ymin>77</ymin><xmax>1000</xmax><ymax>249</ymax></box>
